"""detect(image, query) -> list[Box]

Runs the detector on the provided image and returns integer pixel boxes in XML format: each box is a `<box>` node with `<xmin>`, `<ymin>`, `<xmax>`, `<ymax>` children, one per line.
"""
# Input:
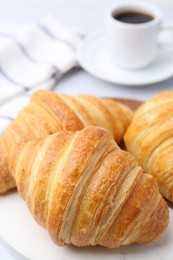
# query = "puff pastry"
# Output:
<box><xmin>124</xmin><ymin>92</ymin><xmax>173</xmax><ymax>203</ymax></box>
<box><xmin>9</xmin><ymin>126</ymin><xmax>169</xmax><ymax>248</ymax></box>
<box><xmin>0</xmin><ymin>90</ymin><xmax>133</xmax><ymax>193</ymax></box>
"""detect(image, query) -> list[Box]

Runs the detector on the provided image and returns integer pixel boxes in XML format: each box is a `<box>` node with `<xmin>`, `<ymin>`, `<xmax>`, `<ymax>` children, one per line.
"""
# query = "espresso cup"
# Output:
<box><xmin>106</xmin><ymin>1</ymin><xmax>173</xmax><ymax>69</ymax></box>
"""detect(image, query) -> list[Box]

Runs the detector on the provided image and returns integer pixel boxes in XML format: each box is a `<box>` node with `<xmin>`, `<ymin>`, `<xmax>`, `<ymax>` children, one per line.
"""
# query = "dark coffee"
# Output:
<box><xmin>114</xmin><ymin>11</ymin><xmax>153</xmax><ymax>24</ymax></box>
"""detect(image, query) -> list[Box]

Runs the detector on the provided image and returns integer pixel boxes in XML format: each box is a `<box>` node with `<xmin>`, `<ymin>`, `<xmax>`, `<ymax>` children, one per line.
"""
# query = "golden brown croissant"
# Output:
<box><xmin>124</xmin><ymin>92</ymin><xmax>173</xmax><ymax>203</ymax></box>
<box><xmin>9</xmin><ymin>126</ymin><xmax>169</xmax><ymax>248</ymax></box>
<box><xmin>0</xmin><ymin>90</ymin><xmax>133</xmax><ymax>193</ymax></box>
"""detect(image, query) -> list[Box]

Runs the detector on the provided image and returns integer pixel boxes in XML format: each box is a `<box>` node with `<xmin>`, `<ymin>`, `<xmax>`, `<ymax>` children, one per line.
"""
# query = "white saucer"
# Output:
<box><xmin>78</xmin><ymin>29</ymin><xmax>173</xmax><ymax>86</ymax></box>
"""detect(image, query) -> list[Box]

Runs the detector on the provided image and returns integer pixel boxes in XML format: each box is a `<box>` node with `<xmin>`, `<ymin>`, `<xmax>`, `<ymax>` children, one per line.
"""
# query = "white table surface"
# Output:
<box><xmin>0</xmin><ymin>2</ymin><xmax>173</xmax><ymax>259</ymax></box>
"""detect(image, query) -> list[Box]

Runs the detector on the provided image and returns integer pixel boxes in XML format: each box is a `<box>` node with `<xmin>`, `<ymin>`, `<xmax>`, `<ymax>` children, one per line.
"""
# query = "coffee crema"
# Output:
<box><xmin>114</xmin><ymin>11</ymin><xmax>153</xmax><ymax>24</ymax></box>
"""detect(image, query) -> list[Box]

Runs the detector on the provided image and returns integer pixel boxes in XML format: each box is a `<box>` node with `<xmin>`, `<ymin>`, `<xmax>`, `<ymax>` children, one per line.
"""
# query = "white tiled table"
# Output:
<box><xmin>0</xmin><ymin>2</ymin><xmax>173</xmax><ymax>259</ymax></box>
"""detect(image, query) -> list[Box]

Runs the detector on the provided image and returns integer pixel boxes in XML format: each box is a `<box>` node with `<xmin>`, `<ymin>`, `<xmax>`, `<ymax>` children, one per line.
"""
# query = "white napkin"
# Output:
<box><xmin>0</xmin><ymin>16</ymin><xmax>82</xmax><ymax>134</ymax></box>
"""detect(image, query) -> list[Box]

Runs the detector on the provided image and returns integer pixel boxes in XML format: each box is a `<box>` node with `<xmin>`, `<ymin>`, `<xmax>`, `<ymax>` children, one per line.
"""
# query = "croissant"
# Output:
<box><xmin>9</xmin><ymin>126</ymin><xmax>169</xmax><ymax>248</ymax></box>
<box><xmin>124</xmin><ymin>92</ymin><xmax>173</xmax><ymax>203</ymax></box>
<box><xmin>0</xmin><ymin>90</ymin><xmax>133</xmax><ymax>193</ymax></box>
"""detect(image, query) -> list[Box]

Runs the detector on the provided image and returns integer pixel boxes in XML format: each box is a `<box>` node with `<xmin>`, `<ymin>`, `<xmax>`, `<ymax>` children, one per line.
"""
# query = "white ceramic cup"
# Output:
<box><xmin>106</xmin><ymin>1</ymin><xmax>173</xmax><ymax>69</ymax></box>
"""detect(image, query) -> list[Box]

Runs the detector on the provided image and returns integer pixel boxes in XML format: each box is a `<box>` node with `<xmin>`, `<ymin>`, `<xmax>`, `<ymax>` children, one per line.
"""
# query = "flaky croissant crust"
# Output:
<box><xmin>0</xmin><ymin>90</ymin><xmax>133</xmax><ymax>193</ymax></box>
<box><xmin>124</xmin><ymin>92</ymin><xmax>173</xmax><ymax>202</ymax></box>
<box><xmin>9</xmin><ymin>126</ymin><xmax>169</xmax><ymax>248</ymax></box>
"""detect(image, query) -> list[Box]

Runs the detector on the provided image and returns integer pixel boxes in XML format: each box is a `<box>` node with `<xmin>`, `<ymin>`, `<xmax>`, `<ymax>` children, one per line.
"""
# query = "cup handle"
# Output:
<box><xmin>159</xmin><ymin>21</ymin><xmax>173</xmax><ymax>49</ymax></box>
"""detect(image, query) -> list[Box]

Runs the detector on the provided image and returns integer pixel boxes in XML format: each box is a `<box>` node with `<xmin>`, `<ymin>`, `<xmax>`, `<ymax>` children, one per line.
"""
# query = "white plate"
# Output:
<box><xmin>78</xmin><ymin>29</ymin><xmax>173</xmax><ymax>86</ymax></box>
<box><xmin>0</xmin><ymin>192</ymin><xmax>173</xmax><ymax>260</ymax></box>
<box><xmin>0</xmin><ymin>98</ymin><xmax>172</xmax><ymax>260</ymax></box>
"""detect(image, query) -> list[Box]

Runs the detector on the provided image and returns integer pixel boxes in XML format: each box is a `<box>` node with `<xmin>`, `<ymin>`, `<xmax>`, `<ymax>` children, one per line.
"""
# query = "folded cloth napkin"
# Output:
<box><xmin>0</xmin><ymin>16</ymin><xmax>82</xmax><ymax>134</ymax></box>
